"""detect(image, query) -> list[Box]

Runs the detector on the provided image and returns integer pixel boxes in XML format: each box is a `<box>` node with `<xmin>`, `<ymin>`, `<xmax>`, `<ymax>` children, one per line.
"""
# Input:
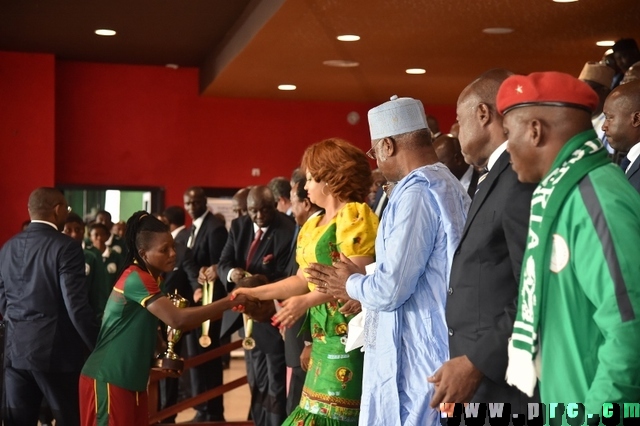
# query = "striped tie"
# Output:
<box><xmin>475</xmin><ymin>169</ymin><xmax>489</xmax><ymax>194</ymax></box>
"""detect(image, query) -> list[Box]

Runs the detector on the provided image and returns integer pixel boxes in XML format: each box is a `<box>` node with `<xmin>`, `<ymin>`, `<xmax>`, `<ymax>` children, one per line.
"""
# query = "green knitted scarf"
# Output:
<box><xmin>505</xmin><ymin>129</ymin><xmax>610</xmax><ymax>396</ymax></box>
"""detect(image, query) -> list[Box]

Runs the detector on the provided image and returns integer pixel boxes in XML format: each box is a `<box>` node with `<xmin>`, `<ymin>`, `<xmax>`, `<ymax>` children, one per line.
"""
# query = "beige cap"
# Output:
<box><xmin>578</xmin><ymin>62</ymin><xmax>615</xmax><ymax>88</ymax></box>
<box><xmin>367</xmin><ymin>95</ymin><xmax>428</xmax><ymax>140</ymax></box>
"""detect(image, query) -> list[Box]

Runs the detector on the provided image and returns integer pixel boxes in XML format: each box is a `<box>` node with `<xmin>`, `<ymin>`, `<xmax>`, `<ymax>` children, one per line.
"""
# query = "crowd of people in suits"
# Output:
<box><xmin>1</xmin><ymin>37</ymin><xmax>640</xmax><ymax>426</ymax></box>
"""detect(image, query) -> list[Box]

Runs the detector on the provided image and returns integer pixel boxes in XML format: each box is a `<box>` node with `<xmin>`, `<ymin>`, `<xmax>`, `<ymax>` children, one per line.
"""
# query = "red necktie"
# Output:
<box><xmin>245</xmin><ymin>228</ymin><xmax>263</xmax><ymax>269</ymax></box>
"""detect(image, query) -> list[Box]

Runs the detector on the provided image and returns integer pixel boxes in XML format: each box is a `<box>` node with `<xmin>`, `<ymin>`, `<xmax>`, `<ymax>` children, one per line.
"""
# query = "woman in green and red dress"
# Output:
<box><xmin>234</xmin><ymin>138</ymin><xmax>379</xmax><ymax>425</ymax></box>
<box><xmin>79</xmin><ymin>211</ymin><xmax>256</xmax><ymax>426</ymax></box>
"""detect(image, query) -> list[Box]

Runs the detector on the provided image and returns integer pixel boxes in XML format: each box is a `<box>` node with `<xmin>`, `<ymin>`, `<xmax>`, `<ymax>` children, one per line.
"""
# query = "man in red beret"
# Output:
<box><xmin>497</xmin><ymin>71</ymin><xmax>640</xmax><ymax>416</ymax></box>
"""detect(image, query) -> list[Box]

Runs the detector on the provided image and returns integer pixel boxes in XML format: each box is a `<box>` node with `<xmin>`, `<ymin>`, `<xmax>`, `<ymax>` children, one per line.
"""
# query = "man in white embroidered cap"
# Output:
<box><xmin>305</xmin><ymin>95</ymin><xmax>470</xmax><ymax>425</ymax></box>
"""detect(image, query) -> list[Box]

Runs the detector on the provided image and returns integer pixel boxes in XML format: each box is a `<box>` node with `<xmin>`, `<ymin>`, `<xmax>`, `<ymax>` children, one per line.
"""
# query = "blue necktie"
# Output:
<box><xmin>620</xmin><ymin>156</ymin><xmax>631</xmax><ymax>173</ymax></box>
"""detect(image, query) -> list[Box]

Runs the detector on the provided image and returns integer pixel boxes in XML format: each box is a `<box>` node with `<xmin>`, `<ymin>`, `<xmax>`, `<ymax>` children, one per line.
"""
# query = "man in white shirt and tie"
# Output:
<box><xmin>602</xmin><ymin>79</ymin><xmax>640</xmax><ymax>193</ymax></box>
<box><xmin>578</xmin><ymin>61</ymin><xmax>615</xmax><ymax>154</ymax></box>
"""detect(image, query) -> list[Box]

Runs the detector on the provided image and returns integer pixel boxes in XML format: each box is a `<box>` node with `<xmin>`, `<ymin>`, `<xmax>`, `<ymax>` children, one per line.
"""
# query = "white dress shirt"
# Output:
<box><xmin>625</xmin><ymin>142</ymin><xmax>640</xmax><ymax>174</ymax></box>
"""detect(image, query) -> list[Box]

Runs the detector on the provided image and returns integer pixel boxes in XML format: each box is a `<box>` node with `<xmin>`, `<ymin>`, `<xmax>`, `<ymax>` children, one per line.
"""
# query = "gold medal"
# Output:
<box><xmin>242</xmin><ymin>336</ymin><xmax>256</xmax><ymax>350</ymax></box>
<box><xmin>199</xmin><ymin>335</ymin><xmax>211</xmax><ymax>347</ymax></box>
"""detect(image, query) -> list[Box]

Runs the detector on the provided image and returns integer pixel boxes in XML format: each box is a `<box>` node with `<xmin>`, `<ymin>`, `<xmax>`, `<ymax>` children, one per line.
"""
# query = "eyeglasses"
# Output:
<box><xmin>366</xmin><ymin>137</ymin><xmax>395</xmax><ymax>160</ymax></box>
<box><xmin>55</xmin><ymin>203</ymin><xmax>72</xmax><ymax>213</ymax></box>
<box><xmin>366</xmin><ymin>139</ymin><xmax>384</xmax><ymax>160</ymax></box>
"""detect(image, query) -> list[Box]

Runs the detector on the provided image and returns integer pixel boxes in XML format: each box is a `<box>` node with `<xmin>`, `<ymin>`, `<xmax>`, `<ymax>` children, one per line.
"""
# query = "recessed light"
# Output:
<box><xmin>596</xmin><ymin>40</ymin><xmax>615</xmax><ymax>47</ymax></box>
<box><xmin>95</xmin><ymin>29</ymin><xmax>116</xmax><ymax>36</ymax></box>
<box><xmin>278</xmin><ymin>84</ymin><xmax>296</xmax><ymax>91</ymax></box>
<box><xmin>323</xmin><ymin>60</ymin><xmax>359</xmax><ymax>68</ymax></box>
<box><xmin>406</xmin><ymin>68</ymin><xmax>426</xmax><ymax>75</ymax></box>
<box><xmin>482</xmin><ymin>28</ymin><xmax>514</xmax><ymax>34</ymax></box>
<box><xmin>552</xmin><ymin>0</ymin><xmax>578</xmax><ymax>3</ymax></box>
<box><xmin>337</xmin><ymin>35</ymin><xmax>360</xmax><ymax>42</ymax></box>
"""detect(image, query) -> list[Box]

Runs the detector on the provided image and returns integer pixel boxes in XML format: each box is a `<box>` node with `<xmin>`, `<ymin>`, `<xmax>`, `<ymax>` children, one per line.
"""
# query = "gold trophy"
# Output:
<box><xmin>199</xmin><ymin>279</ymin><xmax>214</xmax><ymax>347</ymax></box>
<box><xmin>155</xmin><ymin>290</ymin><xmax>189</xmax><ymax>377</ymax></box>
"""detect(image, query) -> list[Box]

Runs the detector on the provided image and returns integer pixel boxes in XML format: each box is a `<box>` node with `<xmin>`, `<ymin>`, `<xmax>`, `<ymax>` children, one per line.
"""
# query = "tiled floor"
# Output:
<box><xmin>175</xmin><ymin>357</ymin><xmax>251</xmax><ymax>423</ymax></box>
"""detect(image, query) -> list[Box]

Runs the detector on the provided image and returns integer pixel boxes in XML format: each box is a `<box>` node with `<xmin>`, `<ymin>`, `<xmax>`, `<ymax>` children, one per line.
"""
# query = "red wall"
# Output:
<box><xmin>0</xmin><ymin>51</ymin><xmax>56</xmax><ymax>245</ymax></box>
<box><xmin>0</xmin><ymin>57</ymin><xmax>455</xmax><ymax>245</ymax></box>
<box><xmin>55</xmin><ymin>61</ymin><xmax>375</xmax><ymax>209</ymax></box>
<box><xmin>55</xmin><ymin>61</ymin><xmax>455</xmax><ymax>209</ymax></box>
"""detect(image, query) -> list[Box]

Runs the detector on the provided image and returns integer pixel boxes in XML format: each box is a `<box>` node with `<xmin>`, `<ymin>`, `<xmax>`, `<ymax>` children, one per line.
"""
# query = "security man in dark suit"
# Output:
<box><xmin>158</xmin><ymin>205</ymin><xmax>200</xmax><ymax>423</ymax></box>
<box><xmin>182</xmin><ymin>187</ymin><xmax>229</xmax><ymax>422</ymax></box>
<box><xmin>429</xmin><ymin>70</ymin><xmax>539</xmax><ymax>416</ymax></box>
<box><xmin>433</xmin><ymin>133</ymin><xmax>481</xmax><ymax>198</ymax></box>
<box><xmin>283</xmin><ymin>176</ymin><xmax>321</xmax><ymax>415</ymax></box>
<box><xmin>0</xmin><ymin>187</ymin><xmax>99</xmax><ymax>426</ymax></box>
<box><xmin>602</xmin><ymin>79</ymin><xmax>640</xmax><ymax>193</ymax></box>
<box><xmin>218</xmin><ymin>186</ymin><xmax>295</xmax><ymax>426</ymax></box>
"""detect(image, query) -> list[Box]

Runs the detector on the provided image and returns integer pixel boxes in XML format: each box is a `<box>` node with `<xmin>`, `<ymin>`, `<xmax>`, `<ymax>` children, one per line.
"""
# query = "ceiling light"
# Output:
<box><xmin>278</xmin><ymin>84</ymin><xmax>296</xmax><ymax>91</ymax></box>
<box><xmin>337</xmin><ymin>35</ymin><xmax>360</xmax><ymax>42</ymax></box>
<box><xmin>482</xmin><ymin>28</ymin><xmax>514</xmax><ymax>34</ymax></box>
<box><xmin>552</xmin><ymin>0</ymin><xmax>578</xmax><ymax>3</ymax></box>
<box><xmin>406</xmin><ymin>68</ymin><xmax>426</xmax><ymax>75</ymax></box>
<box><xmin>596</xmin><ymin>40</ymin><xmax>615</xmax><ymax>47</ymax></box>
<box><xmin>95</xmin><ymin>29</ymin><xmax>116</xmax><ymax>36</ymax></box>
<box><xmin>323</xmin><ymin>60</ymin><xmax>359</xmax><ymax>67</ymax></box>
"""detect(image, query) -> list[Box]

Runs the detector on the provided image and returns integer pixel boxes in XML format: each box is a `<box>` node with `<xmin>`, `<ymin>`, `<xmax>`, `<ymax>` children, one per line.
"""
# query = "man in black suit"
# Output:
<box><xmin>0</xmin><ymin>187</ymin><xmax>99</xmax><ymax>426</ymax></box>
<box><xmin>368</xmin><ymin>169</ymin><xmax>389</xmax><ymax>218</ymax></box>
<box><xmin>268</xmin><ymin>177</ymin><xmax>293</xmax><ymax>217</ymax></box>
<box><xmin>182</xmin><ymin>187</ymin><xmax>229</xmax><ymax>422</ymax></box>
<box><xmin>429</xmin><ymin>70</ymin><xmax>539</xmax><ymax>415</ymax></box>
<box><xmin>433</xmin><ymin>133</ymin><xmax>481</xmax><ymax>198</ymax></box>
<box><xmin>218</xmin><ymin>186</ymin><xmax>295</xmax><ymax>426</ymax></box>
<box><xmin>157</xmin><ymin>205</ymin><xmax>200</xmax><ymax>423</ymax></box>
<box><xmin>602</xmin><ymin>79</ymin><xmax>640</xmax><ymax>193</ymax></box>
<box><xmin>283</xmin><ymin>176</ymin><xmax>321</xmax><ymax>415</ymax></box>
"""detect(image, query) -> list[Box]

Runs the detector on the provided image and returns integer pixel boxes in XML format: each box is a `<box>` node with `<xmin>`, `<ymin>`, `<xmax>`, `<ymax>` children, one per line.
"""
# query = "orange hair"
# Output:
<box><xmin>301</xmin><ymin>138</ymin><xmax>373</xmax><ymax>203</ymax></box>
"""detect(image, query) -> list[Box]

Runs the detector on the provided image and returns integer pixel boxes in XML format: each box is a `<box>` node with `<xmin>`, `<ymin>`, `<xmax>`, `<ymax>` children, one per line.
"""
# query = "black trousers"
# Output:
<box><xmin>184</xmin><ymin>320</ymin><xmax>224</xmax><ymax>421</ymax></box>
<box><xmin>3</xmin><ymin>366</ymin><xmax>80</xmax><ymax>426</ymax></box>
<box><xmin>245</xmin><ymin>347</ymin><xmax>287</xmax><ymax>426</ymax></box>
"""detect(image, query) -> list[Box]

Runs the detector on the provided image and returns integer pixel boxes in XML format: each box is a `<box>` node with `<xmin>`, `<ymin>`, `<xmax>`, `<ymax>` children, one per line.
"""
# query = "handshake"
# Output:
<box><xmin>232</xmin><ymin>274</ymin><xmax>276</xmax><ymax>323</ymax></box>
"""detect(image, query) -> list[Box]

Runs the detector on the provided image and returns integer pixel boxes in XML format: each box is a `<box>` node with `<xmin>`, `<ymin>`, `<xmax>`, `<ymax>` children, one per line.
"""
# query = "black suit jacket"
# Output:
<box><xmin>0</xmin><ymin>222</ymin><xmax>99</xmax><ymax>372</ymax></box>
<box><xmin>626</xmin><ymin>155</ymin><xmax>640</xmax><ymax>194</ymax></box>
<box><xmin>188</xmin><ymin>212</ymin><xmax>228</xmax><ymax>270</ymax></box>
<box><xmin>283</xmin><ymin>225</ymin><xmax>310</xmax><ymax>368</ymax></box>
<box><xmin>446</xmin><ymin>151</ymin><xmax>539</xmax><ymax>412</ymax></box>
<box><xmin>218</xmin><ymin>213</ymin><xmax>295</xmax><ymax>353</ymax></box>
<box><xmin>164</xmin><ymin>228</ymin><xmax>199</xmax><ymax>303</ymax></box>
<box><xmin>371</xmin><ymin>187</ymin><xmax>389</xmax><ymax>217</ymax></box>
<box><xmin>187</xmin><ymin>212</ymin><xmax>228</xmax><ymax>300</ymax></box>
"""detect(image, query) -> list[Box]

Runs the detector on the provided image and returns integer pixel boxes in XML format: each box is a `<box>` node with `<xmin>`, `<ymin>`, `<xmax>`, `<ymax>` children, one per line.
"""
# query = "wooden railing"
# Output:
<box><xmin>148</xmin><ymin>339</ymin><xmax>248</xmax><ymax>425</ymax></box>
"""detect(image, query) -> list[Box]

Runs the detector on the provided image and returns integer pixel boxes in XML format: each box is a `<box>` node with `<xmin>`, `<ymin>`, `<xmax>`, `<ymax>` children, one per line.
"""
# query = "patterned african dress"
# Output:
<box><xmin>283</xmin><ymin>202</ymin><xmax>378</xmax><ymax>426</ymax></box>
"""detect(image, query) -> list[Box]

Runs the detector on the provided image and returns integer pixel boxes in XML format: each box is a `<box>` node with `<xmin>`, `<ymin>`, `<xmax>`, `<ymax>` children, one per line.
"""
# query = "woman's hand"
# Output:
<box><xmin>229</xmin><ymin>292</ymin><xmax>261</xmax><ymax>314</ymax></box>
<box><xmin>272</xmin><ymin>295</ymin><xmax>309</xmax><ymax>329</ymax></box>
<box><xmin>231</xmin><ymin>287</ymin><xmax>256</xmax><ymax>301</ymax></box>
<box><xmin>338</xmin><ymin>299</ymin><xmax>362</xmax><ymax>316</ymax></box>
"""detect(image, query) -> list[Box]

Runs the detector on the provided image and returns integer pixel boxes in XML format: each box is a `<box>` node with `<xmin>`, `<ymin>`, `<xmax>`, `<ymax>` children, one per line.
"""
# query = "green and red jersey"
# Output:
<box><xmin>81</xmin><ymin>265</ymin><xmax>163</xmax><ymax>392</ymax></box>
